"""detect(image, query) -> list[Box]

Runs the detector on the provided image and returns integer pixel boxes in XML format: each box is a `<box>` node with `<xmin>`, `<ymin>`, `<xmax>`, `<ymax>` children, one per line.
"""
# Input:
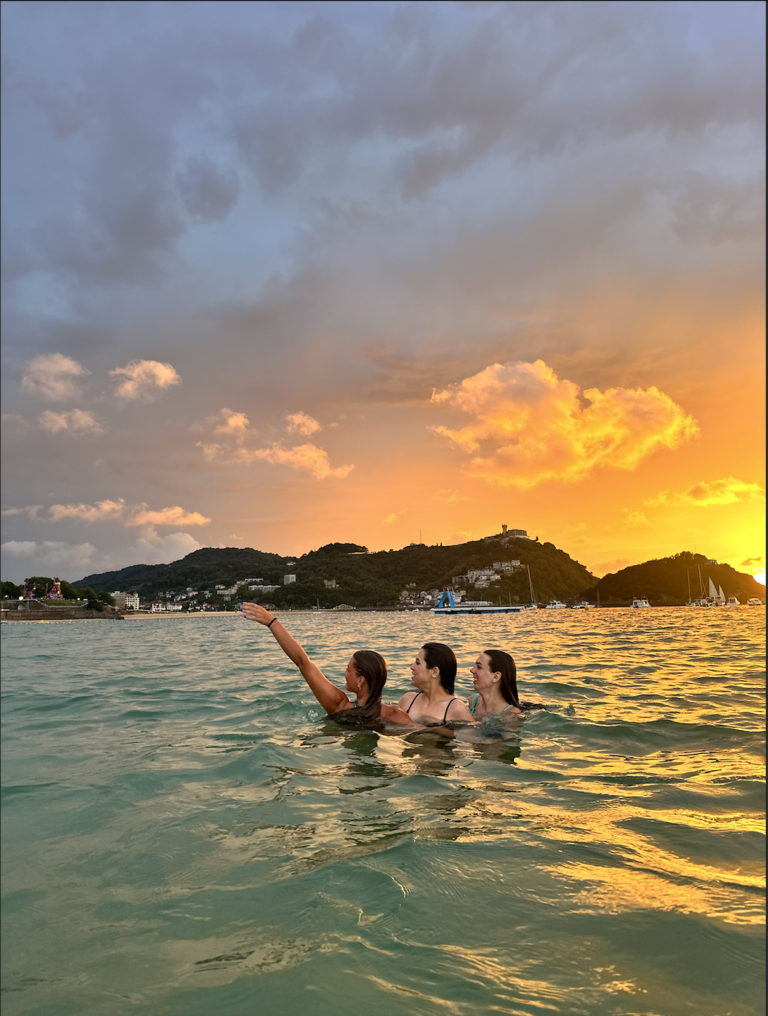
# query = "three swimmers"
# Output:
<box><xmin>238</xmin><ymin>601</ymin><xmax>539</xmax><ymax>727</ymax></box>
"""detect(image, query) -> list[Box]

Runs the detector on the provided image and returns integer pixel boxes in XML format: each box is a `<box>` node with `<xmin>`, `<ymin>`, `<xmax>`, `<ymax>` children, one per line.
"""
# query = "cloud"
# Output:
<box><xmin>646</xmin><ymin>477</ymin><xmax>765</xmax><ymax>508</ymax></box>
<box><xmin>286</xmin><ymin>411</ymin><xmax>321</xmax><ymax>436</ymax></box>
<box><xmin>130</xmin><ymin>530</ymin><xmax>204</xmax><ymax>565</ymax></box>
<box><xmin>431</xmin><ymin>360</ymin><xmax>699</xmax><ymax>488</ymax></box>
<box><xmin>383</xmin><ymin>510</ymin><xmax>405</xmax><ymax>524</ymax></box>
<box><xmin>21</xmin><ymin>354</ymin><xmax>89</xmax><ymax>400</ymax></box>
<box><xmin>175</xmin><ymin>156</ymin><xmax>240</xmax><ymax>224</ymax></box>
<box><xmin>198</xmin><ymin>409</ymin><xmax>352</xmax><ymax>479</ymax></box>
<box><xmin>622</xmin><ymin>510</ymin><xmax>651</xmax><ymax>528</ymax></box>
<box><xmin>39</xmin><ymin>409</ymin><xmax>103</xmax><ymax>434</ymax></box>
<box><xmin>128</xmin><ymin>506</ymin><xmax>211</xmax><ymax>527</ymax></box>
<box><xmin>249</xmin><ymin>442</ymin><xmax>354</xmax><ymax>480</ymax></box>
<box><xmin>109</xmin><ymin>360</ymin><xmax>180</xmax><ymax>401</ymax></box>
<box><xmin>47</xmin><ymin>499</ymin><xmax>209</xmax><ymax>527</ymax></box>
<box><xmin>49</xmin><ymin>499</ymin><xmax>126</xmax><ymax>523</ymax></box>
<box><xmin>433</xmin><ymin>489</ymin><xmax>467</xmax><ymax>504</ymax></box>
<box><xmin>1</xmin><ymin>539</ymin><xmax>99</xmax><ymax>571</ymax></box>
<box><xmin>211</xmin><ymin>408</ymin><xmax>254</xmax><ymax>442</ymax></box>
<box><xmin>1</xmin><ymin>505</ymin><xmax>43</xmax><ymax>519</ymax></box>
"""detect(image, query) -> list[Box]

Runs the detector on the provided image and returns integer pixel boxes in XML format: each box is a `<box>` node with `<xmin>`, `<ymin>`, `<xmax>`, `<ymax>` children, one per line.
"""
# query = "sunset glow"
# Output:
<box><xmin>1</xmin><ymin>1</ymin><xmax>764</xmax><ymax>585</ymax></box>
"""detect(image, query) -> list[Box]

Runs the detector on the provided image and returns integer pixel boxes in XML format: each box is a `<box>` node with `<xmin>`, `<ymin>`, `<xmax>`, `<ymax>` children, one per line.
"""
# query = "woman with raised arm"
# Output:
<box><xmin>397</xmin><ymin>642</ymin><xmax>474</xmax><ymax>725</ymax></box>
<box><xmin>468</xmin><ymin>649</ymin><xmax>542</xmax><ymax>718</ymax></box>
<box><xmin>238</xmin><ymin>603</ymin><xmax>413</xmax><ymax>726</ymax></box>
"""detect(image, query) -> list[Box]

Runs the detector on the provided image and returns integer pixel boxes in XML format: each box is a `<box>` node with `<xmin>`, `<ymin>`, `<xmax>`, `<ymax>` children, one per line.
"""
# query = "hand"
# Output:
<box><xmin>238</xmin><ymin>602</ymin><xmax>275</xmax><ymax>626</ymax></box>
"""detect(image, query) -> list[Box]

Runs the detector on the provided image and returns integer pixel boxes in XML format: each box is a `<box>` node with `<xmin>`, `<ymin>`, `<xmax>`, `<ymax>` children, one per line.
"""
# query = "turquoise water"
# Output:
<box><xmin>2</xmin><ymin>609</ymin><xmax>765</xmax><ymax>1016</ymax></box>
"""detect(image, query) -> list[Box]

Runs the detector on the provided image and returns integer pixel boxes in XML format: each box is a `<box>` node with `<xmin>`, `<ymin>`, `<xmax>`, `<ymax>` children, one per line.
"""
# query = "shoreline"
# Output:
<box><xmin>4</xmin><ymin>604</ymin><xmax>761</xmax><ymax>623</ymax></box>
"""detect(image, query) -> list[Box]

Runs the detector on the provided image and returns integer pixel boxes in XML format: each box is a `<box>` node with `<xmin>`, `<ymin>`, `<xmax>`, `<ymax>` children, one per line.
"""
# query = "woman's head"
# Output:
<box><xmin>471</xmin><ymin>649</ymin><xmax>521</xmax><ymax>708</ymax></box>
<box><xmin>347</xmin><ymin>650</ymin><xmax>388</xmax><ymax>703</ymax></box>
<box><xmin>410</xmin><ymin>642</ymin><xmax>457</xmax><ymax>694</ymax></box>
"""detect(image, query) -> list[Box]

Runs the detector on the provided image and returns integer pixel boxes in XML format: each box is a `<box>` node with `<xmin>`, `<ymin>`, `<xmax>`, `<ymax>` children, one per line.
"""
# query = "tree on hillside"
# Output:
<box><xmin>74</xmin><ymin>586</ymin><xmax>106</xmax><ymax>611</ymax></box>
<box><xmin>2</xmin><ymin>580</ymin><xmax>21</xmax><ymax>598</ymax></box>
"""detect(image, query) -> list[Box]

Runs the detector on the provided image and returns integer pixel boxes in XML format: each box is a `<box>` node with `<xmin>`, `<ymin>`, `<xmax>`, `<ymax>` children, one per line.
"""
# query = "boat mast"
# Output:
<box><xmin>526</xmin><ymin>564</ymin><xmax>536</xmax><ymax>605</ymax></box>
<box><xmin>687</xmin><ymin>570</ymin><xmax>691</xmax><ymax>604</ymax></box>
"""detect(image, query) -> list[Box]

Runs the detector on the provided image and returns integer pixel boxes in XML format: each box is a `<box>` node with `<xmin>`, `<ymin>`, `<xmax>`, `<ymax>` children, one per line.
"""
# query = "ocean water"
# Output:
<box><xmin>1</xmin><ymin>608</ymin><xmax>765</xmax><ymax>1016</ymax></box>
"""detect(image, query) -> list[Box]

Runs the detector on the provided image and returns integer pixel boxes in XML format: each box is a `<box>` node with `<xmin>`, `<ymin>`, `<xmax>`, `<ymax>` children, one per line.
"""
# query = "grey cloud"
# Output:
<box><xmin>3</xmin><ymin>0</ymin><xmax>764</xmax><ymax>306</ymax></box>
<box><xmin>672</xmin><ymin>171</ymin><xmax>766</xmax><ymax>245</ymax></box>
<box><xmin>176</xmin><ymin>156</ymin><xmax>240</xmax><ymax>223</ymax></box>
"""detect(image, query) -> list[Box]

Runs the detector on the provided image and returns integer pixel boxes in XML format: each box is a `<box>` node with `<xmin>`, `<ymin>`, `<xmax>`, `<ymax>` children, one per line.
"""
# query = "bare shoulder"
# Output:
<box><xmin>397</xmin><ymin>690</ymin><xmax>419</xmax><ymax>710</ymax></box>
<box><xmin>446</xmin><ymin>698</ymin><xmax>474</xmax><ymax>721</ymax></box>
<box><xmin>381</xmin><ymin>703</ymin><xmax>414</xmax><ymax>725</ymax></box>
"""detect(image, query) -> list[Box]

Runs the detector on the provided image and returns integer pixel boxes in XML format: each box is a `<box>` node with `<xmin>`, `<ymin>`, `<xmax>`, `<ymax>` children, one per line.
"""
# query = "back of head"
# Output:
<box><xmin>422</xmin><ymin>642</ymin><xmax>457</xmax><ymax>694</ymax></box>
<box><xmin>330</xmin><ymin>649</ymin><xmax>387</xmax><ymax>725</ymax></box>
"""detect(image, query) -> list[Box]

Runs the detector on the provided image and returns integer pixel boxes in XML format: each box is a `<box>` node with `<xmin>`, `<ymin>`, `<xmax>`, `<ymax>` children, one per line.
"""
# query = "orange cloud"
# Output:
<box><xmin>286</xmin><ymin>411</ymin><xmax>321</xmax><ymax>436</ymax></box>
<box><xmin>431</xmin><ymin>360</ymin><xmax>699</xmax><ymax>488</ymax></box>
<box><xmin>128</xmin><ymin>506</ymin><xmax>211</xmax><ymax>527</ymax></box>
<box><xmin>198</xmin><ymin>408</ymin><xmax>352</xmax><ymax>480</ymax></box>
<box><xmin>49</xmin><ymin>499</ymin><xmax>126</xmax><ymax>522</ymax></box>
<box><xmin>383</xmin><ymin>510</ymin><xmax>405</xmax><ymax>524</ymax></box>
<box><xmin>249</xmin><ymin>442</ymin><xmax>353</xmax><ymax>480</ymax></box>
<box><xmin>110</xmin><ymin>359</ymin><xmax>180</xmax><ymax>400</ymax></box>
<box><xmin>22</xmin><ymin>353</ymin><xmax>89</xmax><ymax>401</ymax></box>
<box><xmin>211</xmin><ymin>407</ymin><xmax>254</xmax><ymax>442</ymax></box>
<box><xmin>47</xmin><ymin>499</ymin><xmax>209</xmax><ymax>527</ymax></box>
<box><xmin>646</xmin><ymin>477</ymin><xmax>765</xmax><ymax>508</ymax></box>
<box><xmin>39</xmin><ymin>409</ymin><xmax>102</xmax><ymax>433</ymax></box>
<box><xmin>622</xmin><ymin>509</ymin><xmax>651</xmax><ymax>528</ymax></box>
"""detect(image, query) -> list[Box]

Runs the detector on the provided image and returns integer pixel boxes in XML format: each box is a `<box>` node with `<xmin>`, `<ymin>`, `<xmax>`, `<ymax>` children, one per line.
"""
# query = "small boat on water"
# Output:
<box><xmin>725</xmin><ymin>596</ymin><xmax>740</xmax><ymax>606</ymax></box>
<box><xmin>570</xmin><ymin>601</ymin><xmax>593</xmax><ymax>609</ymax></box>
<box><xmin>545</xmin><ymin>600</ymin><xmax>567</xmax><ymax>609</ymax></box>
<box><xmin>432</xmin><ymin>591</ymin><xmax>526</xmax><ymax>615</ymax></box>
<box><xmin>630</xmin><ymin>597</ymin><xmax>651</xmax><ymax>608</ymax></box>
<box><xmin>747</xmin><ymin>597</ymin><xmax>763</xmax><ymax>606</ymax></box>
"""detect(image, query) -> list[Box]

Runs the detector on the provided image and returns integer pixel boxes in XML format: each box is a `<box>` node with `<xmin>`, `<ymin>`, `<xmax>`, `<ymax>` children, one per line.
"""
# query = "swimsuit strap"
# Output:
<box><xmin>405</xmin><ymin>691</ymin><xmax>423</xmax><ymax>714</ymax></box>
<box><xmin>469</xmin><ymin>693</ymin><xmax>480</xmax><ymax>715</ymax></box>
<box><xmin>442</xmin><ymin>697</ymin><xmax>457</xmax><ymax>722</ymax></box>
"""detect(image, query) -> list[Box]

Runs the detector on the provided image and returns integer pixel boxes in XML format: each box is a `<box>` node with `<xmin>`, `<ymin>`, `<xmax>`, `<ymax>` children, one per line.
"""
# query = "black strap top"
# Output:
<box><xmin>405</xmin><ymin>690</ymin><xmax>457</xmax><ymax>722</ymax></box>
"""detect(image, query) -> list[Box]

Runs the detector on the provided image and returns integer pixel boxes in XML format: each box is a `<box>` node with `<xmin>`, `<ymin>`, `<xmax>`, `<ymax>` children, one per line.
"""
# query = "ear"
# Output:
<box><xmin>492</xmin><ymin>672</ymin><xmax>502</xmax><ymax>684</ymax></box>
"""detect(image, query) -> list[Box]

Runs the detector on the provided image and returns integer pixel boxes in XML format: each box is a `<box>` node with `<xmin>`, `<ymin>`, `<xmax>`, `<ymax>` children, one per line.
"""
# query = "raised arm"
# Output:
<box><xmin>239</xmin><ymin>603</ymin><xmax>351</xmax><ymax>715</ymax></box>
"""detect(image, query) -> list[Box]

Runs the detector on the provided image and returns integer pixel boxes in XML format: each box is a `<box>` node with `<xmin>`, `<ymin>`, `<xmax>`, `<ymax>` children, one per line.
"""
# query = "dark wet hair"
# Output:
<box><xmin>422</xmin><ymin>642</ymin><xmax>457</xmax><ymax>694</ymax></box>
<box><xmin>329</xmin><ymin>650</ymin><xmax>387</xmax><ymax>725</ymax></box>
<box><xmin>483</xmin><ymin>649</ymin><xmax>544</xmax><ymax>711</ymax></box>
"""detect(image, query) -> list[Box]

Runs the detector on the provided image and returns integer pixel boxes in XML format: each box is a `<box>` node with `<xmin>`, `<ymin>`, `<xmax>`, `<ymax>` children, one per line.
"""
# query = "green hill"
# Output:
<box><xmin>75</xmin><ymin>537</ymin><xmax>595</xmax><ymax>608</ymax></box>
<box><xmin>581</xmin><ymin>551</ymin><xmax>763</xmax><ymax>605</ymax></box>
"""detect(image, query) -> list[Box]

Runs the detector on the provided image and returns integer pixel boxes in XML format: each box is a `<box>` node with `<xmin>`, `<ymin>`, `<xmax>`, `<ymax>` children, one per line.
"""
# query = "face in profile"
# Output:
<box><xmin>471</xmin><ymin>652</ymin><xmax>499</xmax><ymax>693</ymax></box>
<box><xmin>344</xmin><ymin>657</ymin><xmax>362</xmax><ymax>693</ymax></box>
<box><xmin>410</xmin><ymin>648</ymin><xmax>432</xmax><ymax>688</ymax></box>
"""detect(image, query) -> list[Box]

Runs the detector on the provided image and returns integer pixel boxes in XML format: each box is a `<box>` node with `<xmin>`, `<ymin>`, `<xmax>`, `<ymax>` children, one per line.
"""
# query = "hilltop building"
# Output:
<box><xmin>483</xmin><ymin>524</ymin><xmax>530</xmax><ymax>543</ymax></box>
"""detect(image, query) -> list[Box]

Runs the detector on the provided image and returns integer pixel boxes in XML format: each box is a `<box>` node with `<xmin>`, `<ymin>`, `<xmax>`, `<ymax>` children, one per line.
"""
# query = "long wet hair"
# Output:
<box><xmin>329</xmin><ymin>650</ymin><xmax>387</xmax><ymax>726</ymax></box>
<box><xmin>423</xmin><ymin>642</ymin><xmax>457</xmax><ymax>694</ymax></box>
<box><xmin>483</xmin><ymin>649</ymin><xmax>544</xmax><ymax>711</ymax></box>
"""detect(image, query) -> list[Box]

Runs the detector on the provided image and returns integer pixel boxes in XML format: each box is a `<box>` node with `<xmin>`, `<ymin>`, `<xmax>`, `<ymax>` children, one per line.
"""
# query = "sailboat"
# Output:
<box><xmin>707</xmin><ymin>577</ymin><xmax>724</xmax><ymax>606</ymax></box>
<box><xmin>523</xmin><ymin>564</ymin><xmax>538</xmax><ymax>609</ymax></box>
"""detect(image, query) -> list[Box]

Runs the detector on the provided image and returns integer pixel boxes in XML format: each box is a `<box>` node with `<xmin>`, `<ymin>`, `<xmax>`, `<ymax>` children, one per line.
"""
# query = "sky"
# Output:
<box><xmin>1</xmin><ymin>0</ymin><xmax>765</xmax><ymax>587</ymax></box>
